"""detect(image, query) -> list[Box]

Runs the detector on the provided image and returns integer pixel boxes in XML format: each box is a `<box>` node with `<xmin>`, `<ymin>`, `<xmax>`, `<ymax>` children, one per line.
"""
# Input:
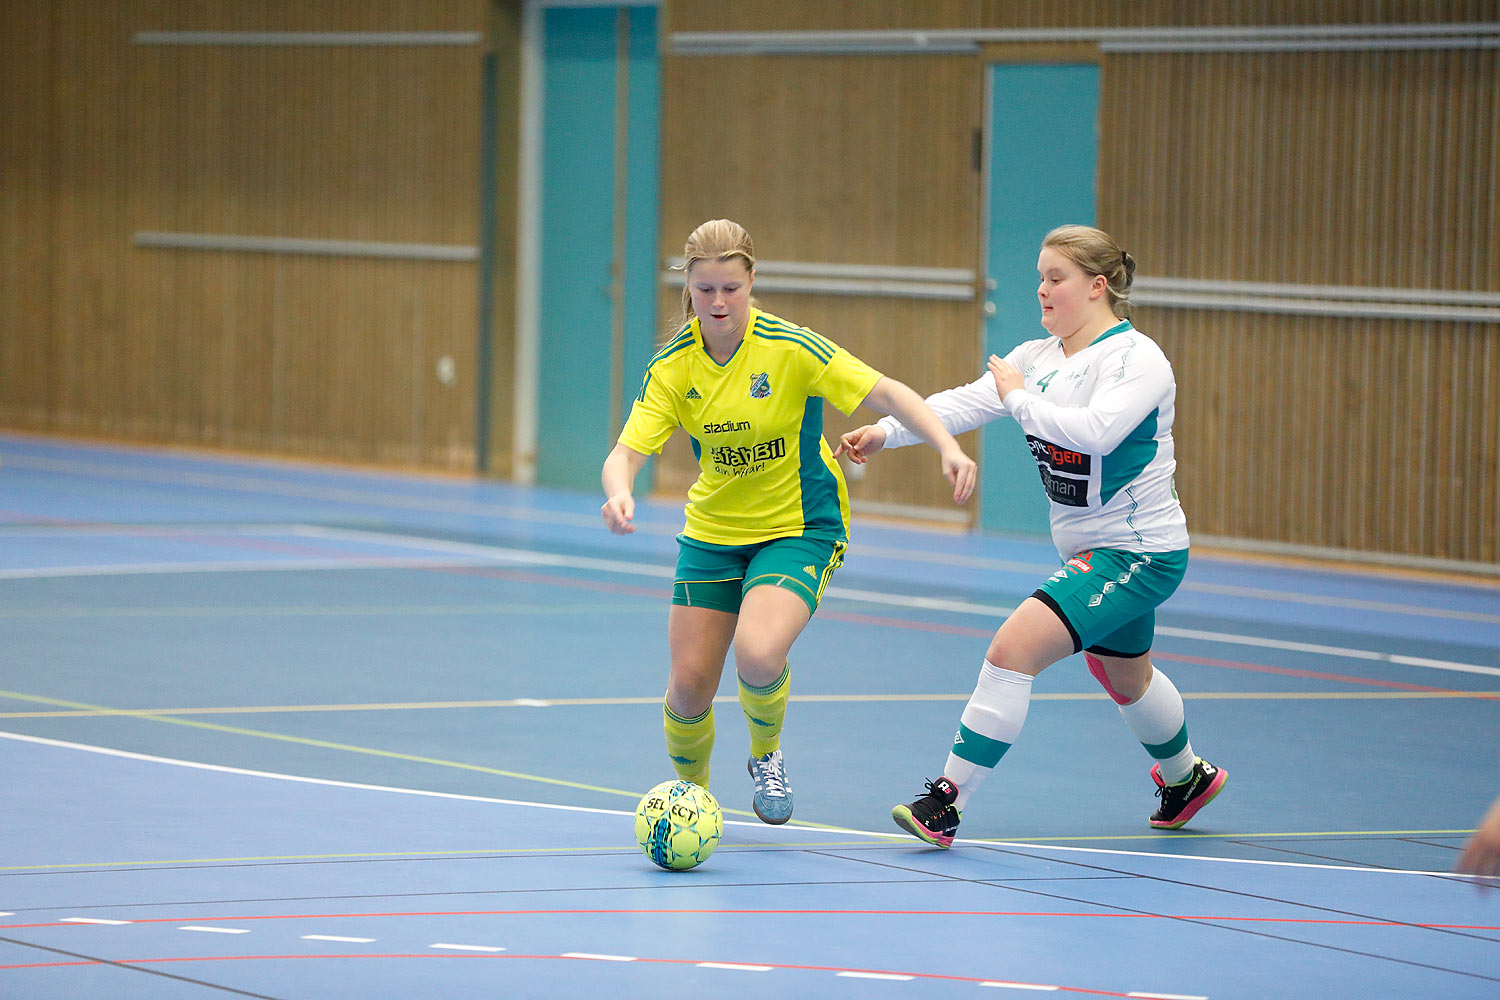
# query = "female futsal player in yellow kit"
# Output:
<box><xmin>601</xmin><ymin>218</ymin><xmax>976</xmax><ymax>824</ymax></box>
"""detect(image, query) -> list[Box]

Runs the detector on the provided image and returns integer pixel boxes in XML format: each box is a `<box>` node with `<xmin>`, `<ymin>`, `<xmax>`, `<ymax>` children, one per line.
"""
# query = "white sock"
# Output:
<box><xmin>1117</xmin><ymin>668</ymin><xmax>1195</xmax><ymax>784</ymax></box>
<box><xmin>943</xmin><ymin>660</ymin><xmax>1032</xmax><ymax>810</ymax></box>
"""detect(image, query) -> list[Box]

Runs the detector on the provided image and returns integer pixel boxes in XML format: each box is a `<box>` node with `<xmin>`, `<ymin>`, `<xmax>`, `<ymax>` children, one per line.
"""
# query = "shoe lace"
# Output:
<box><xmin>754</xmin><ymin>754</ymin><xmax>787</xmax><ymax>797</ymax></box>
<box><xmin>913</xmin><ymin>779</ymin><xmax>953</xmax><ymax>823</ymax></box>
<box><xmin>1155</xmin><ymin>772</ymin><xmax>1195</xmax><ymax>809</ymax></box>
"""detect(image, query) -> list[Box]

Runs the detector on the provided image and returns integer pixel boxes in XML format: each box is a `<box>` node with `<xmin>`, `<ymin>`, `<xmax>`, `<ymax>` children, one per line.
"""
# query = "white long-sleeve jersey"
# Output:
<box><xmin>877</xmin><ymin>320</ymin><xmax>1190</xmax><ymax>560</ymax></box>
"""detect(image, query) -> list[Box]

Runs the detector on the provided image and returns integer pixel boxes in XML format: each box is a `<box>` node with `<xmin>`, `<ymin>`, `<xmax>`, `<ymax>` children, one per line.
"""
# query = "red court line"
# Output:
<box><xmin>215</xmin><ymin>557</ymin><xmax>1468</xmax><ymax>693</ymax></box>
<box><xmin>450</xmin><ymin>565</ymin><xmax>666</xmax><ymax>598</ymax></box>
<box><xmin>822</xmin><ymin>609</ymin><xmax>1464</xmax><ymax>693</ymax></box>
<box><xmin>7</xmin><ymin>909</ymin><xmax>1496</xmax><ymax>931</ymax></box>
<box><xmin>1150</xmin><ymin>651</ymin><xmax>1454</xmax><ymax>692</ymax></box>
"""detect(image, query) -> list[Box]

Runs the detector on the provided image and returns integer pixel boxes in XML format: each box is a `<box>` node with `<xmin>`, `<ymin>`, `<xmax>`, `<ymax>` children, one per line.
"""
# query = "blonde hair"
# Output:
<box><xmin>671</xmin><ymin>219</ymin><xmax>757</xmax><ymax>334</ymax></box>
<box><xmin>1042</xmin><ymin>224</ymin><xmax>1135</xmax><ymax>316</ymax></box>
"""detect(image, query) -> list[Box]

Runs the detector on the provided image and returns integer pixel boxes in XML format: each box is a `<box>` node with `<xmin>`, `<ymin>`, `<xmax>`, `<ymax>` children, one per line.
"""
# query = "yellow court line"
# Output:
<box><xmin>3</xmin><ymin>689</ymin><xmax>1497</xmax><ymax>719</ymax></box>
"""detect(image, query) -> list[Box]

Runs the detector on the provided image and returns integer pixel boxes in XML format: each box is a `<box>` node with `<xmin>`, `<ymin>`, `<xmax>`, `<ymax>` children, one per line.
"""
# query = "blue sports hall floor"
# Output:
<box><xmin>1</xmin><ymin>431</ymin><xmax>1497</xmax><ymax>999</ymax></box>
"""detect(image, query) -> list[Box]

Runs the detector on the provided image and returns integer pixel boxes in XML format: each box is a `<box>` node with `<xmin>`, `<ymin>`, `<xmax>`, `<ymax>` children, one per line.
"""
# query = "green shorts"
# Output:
<box><xmin>672</xmin><ymin>533</ymin><xmax>848</xmax><ymax>616</ymax></box>
<box><xmin>1031</xmin><ymin>548</ymin><xmax>1189</xmax><ymax>657</ymax></box>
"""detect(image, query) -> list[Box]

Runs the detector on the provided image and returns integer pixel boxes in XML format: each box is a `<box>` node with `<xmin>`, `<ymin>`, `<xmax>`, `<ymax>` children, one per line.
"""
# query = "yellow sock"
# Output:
<box><xmin>663</xmin><ymin>700</ymin><xmax>714</xmax><ymax>787</ymax></box>
<box><xmin>739</xmin><ymin>663</ymin><xmax>790</xmax><ymax>759</ymax></box>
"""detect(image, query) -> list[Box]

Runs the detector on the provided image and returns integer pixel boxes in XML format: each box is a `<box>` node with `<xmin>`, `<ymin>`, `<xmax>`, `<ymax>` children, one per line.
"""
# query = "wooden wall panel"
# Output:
<box><xmin>1146</xmin><ymin>308</ymin><xmax>1498</xmax><ymax>562</ymax></box>
<box><xmin>660</xmin><ymin>54</ymin><xmax>981</xmax><ymax>267</ymax></box>
<box><xmin>658</xmin><ymin>1</ymin><xmax>1499</xmax><ymax>565</ymax></box>
<box><xmin>136</xmin><ymin>0</ymin><xmax>485</xmax><ymax>33</ymax></box>
<box><xmin>49</xmin><ymin>2</ymin><xmax>135</xmax><ymax>437</ymax></box>
<box><xmin>1099</xmin><ymin>43</ymin><xmax>1498</xmax><ymax>562</ymax></box>
<box><xmin>656</xmin><ymin>52</ymin><xmax>985</xmax><ymax>519</ymax></box>
<box><xmin>0</xmin><ymin>1</ymin><xmax>56</xmax><ymax>426</ymax></box>
<box><xmin>0</xmin><ymin>0</ymin><xmax>505</xmax><ymax>473</ymax></box>
<box><xmin>132</xmin><ymin>44</ymin><xmax>481</xmax><ymax>245</ymax></box>
<box><xmin>1101</xmin><ymin>48</ymin><xmax>1499</xmax><ymax>290</ymax></box>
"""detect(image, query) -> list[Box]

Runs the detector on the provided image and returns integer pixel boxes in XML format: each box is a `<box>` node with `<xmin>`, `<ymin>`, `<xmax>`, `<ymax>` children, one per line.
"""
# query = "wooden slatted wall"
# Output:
<box><xmin>1103</xmin><ymin>47</ymin><xmax>1499</xmax><ymax>562</ymax></box>
<box><xmin>659</xmin><ymin>2</ymin><xmax>1500</xmax><ymax>565</ymax></box>
<box><xmin>654</xmin><ymin>52</ymin><xmax>984</xmax><ymax>510</ymax></box>
<box><xmin>0</xmin><ymin>0</ymin><xmax>516</xmax><ymax>471</ymax></box>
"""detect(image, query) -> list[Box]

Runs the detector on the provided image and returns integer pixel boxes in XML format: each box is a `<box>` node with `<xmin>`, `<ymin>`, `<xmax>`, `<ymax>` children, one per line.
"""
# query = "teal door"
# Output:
<box><xmin>981</xmin><ymin>63</ymin><xmax>1099</xmax><ymax>536</ymax></box>
<box><xmin>536</xmin><ymin>6</ymin><xmax>659</xmax><ymax>491</ymax></box>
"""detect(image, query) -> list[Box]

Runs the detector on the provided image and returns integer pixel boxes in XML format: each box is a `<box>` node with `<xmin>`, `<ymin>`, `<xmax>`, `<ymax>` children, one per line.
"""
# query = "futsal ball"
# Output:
<box><xmin>635</xmin><ymin>779</ymin><xmax>723</xmax><ymax>871</ymax></box>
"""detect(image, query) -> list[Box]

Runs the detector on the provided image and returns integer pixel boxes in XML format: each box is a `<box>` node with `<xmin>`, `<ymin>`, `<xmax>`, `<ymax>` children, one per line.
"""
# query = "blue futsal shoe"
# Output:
<box><xmin>747</xmin><ymin>749</ymin><xmax>793</xmax><ymax>824</ymax></box>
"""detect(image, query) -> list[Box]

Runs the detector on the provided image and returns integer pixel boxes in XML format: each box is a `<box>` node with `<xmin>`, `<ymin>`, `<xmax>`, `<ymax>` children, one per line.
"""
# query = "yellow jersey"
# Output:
<box><xmin>618</xmin><ymin>308</ymin><xmax>883</xmax><ymax>545</ymax></box>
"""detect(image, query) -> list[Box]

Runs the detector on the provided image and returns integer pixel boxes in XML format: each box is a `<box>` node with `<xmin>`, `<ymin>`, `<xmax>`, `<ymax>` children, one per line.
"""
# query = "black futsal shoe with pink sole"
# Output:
<box><xmin>1150</xmin><ymin>758</ymin><xmax>1227</xmax><ymax>829</ymax></box>
<box><xmin>891</xmin><ymin>777</ymin><xmax>961</xmax><ymax>848</ymax></box>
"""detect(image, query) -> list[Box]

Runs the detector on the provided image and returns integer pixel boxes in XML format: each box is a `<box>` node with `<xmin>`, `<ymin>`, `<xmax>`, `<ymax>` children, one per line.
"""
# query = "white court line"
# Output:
<box><xmin>562</xmin><ymin>952</ymin><xmax>635</xmax><ymax>962</ymax></box>
<box><xmin>302</xmin><ymin>934</ymin><xmax>376</xmax><ymax>943</ymax></box>
<box><xmin>180</xmin><ymin>925</ymin><xmax>250</xmax><ymax>934</ymax></box>
<box><xmin>0</xmin><ymin>731</ymin><xmax>637</xmax><ymax>819</ymax></box>
<box><xmin>0</xmin><ymin>730</ymin><xmax>1474</xmax><ymax>878</ymax></box>
<box><xmin>59</xmin><ymin>917</ymin><xmax>130</xmax><ymax>925</ymax></box>
<box><xmin>431</xmin><ymin>943</ymin><xmax>505</xmax><ymax>953</ymax></box>
<box><xmin>287</xmin><ymin>527</ymin><xmax>1500</xmax><ymax>680</ymax></box>
<box><xmin>981</xmin><ymin>983</ymin><xmax>1058</xmax><ymax>991</ymax></box>
<box><xmin>838</xmin><ymin>970</ymin><xmax>914</xmax><ymax>980</ymax></box>
<box><xmin>0</xmin><ymin>557</ymin><xmax>510</xmax><ymax>581</ymax></box>
<box><xmin>13</xmin><ymin>521</ymin><xmax>1488</xmax><ymax>678</ymax></box>
<box><xmin>5</xmin><ymin>446</ymin><xmax>1494</xmax><ymax>595</ymax></box>
<box><xmin>697</xmin><ymin>962</ymin><xmax>773</xmax><ymax>971</ymax></box>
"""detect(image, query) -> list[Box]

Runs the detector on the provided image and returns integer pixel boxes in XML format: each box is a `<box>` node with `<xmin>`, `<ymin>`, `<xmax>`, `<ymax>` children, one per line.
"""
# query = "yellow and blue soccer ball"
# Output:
<box><xmin>634</xmin><ymin>779</ymin><xmax>722</xmax><ymax>871</ymax></box>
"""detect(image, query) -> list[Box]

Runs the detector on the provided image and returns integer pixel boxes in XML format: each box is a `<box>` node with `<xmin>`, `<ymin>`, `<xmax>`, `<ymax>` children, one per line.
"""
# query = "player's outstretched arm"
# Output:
<box><xmin>856</xmin><ymin>376</ymin><xmax>976</xmax><ymax>505</ymax></box>
<box><xmin>600</xmin><ymin>442</ymin><xmax>650</xmax><ymax>534</ymax></box>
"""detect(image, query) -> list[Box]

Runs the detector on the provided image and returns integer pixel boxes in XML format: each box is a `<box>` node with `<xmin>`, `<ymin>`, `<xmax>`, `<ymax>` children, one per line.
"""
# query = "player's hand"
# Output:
<box><xmin>833</xmin><ymin>424</ymin><xmax>887</xmax><ymax>464</ymax></box>
<box><xmin>1457</xmin><ymin>796</ymin><xmax>1500</xmax><ymax>883</ymax></box>
<box><xmin>601</xmin><ymin>492</ymin><xmax>636</xmax><ymax>534</ymax></box>
<box><xmin>942</xmin><ymin>444</ymin><xmax>977</xmax><ymax>505</ymax></box>
<box><xmin>988</xmin><ymin>354</ymin><xmax>1024</xmax><ymax>398</ymax></box>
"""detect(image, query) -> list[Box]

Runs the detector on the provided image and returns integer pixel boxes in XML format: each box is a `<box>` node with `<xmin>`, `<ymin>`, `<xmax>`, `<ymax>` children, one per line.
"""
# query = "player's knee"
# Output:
<box><xmin>667</xmin><ymin>663</ymin><xmax>721</xmax><ymax>712</ymax></box>
<box><xmin>730</xmin><ymin>638</ymin><xmax>787</xmax><ymax>685</ymax></box>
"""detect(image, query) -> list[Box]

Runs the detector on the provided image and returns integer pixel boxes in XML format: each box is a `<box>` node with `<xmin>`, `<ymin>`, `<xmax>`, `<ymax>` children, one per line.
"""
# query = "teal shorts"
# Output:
<box><xmin>672</xmin><ymin>533</ymin><xmax>848</xmax><ymax>617</ymax></box>
<box><xmin>1031</xmin><ymin>548</ymin><xmax>1189</xmax><ymax>657</ymax></box>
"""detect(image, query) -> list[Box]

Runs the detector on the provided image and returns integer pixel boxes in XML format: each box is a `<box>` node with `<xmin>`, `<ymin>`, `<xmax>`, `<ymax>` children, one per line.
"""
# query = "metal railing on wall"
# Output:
<box><xmin>1132</xmin><ymin>277</ymin><xmax>1500</xmax><ymax>324</ymax></box>
<box><xmin>669</xmin><ymin>22</ymin><xmax>1500</xmax><ymax>56</ymax></box>
<box><xmin>661</xmin><ymin>259</ymin><xmax>976</xmax><ymax>301</ymax></box>
<box><xmin>133</xmin><ymin>232</ymin><xmax>479</xmax><ymax>261</ymax></box>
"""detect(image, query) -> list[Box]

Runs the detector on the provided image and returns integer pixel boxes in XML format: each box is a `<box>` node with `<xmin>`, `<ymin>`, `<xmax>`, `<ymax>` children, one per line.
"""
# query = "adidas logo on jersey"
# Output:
<box><xmin>803</xmin><ymin>565</ymin><xmax>817</xmax><ymax>577</ymax></box>
<box><xmin>685</xmin><ymin>387</ymin><xmax>702</xmax><ymax>400</ymax></box>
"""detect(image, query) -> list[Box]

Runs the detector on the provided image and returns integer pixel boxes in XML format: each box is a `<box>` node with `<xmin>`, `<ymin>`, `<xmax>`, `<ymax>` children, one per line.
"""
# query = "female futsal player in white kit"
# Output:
<box><xmin>836</xmin><ymin>224</ymin><xmax>1227</xmax><ymax>847</ymax></box>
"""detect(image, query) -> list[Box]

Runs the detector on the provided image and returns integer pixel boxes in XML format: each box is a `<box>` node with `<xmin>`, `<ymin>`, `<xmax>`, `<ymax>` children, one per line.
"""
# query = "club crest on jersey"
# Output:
<box><xmin>749</xmin><ymin>372</ymin><xmax>772</xmax><ymax>399</ymax></box>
